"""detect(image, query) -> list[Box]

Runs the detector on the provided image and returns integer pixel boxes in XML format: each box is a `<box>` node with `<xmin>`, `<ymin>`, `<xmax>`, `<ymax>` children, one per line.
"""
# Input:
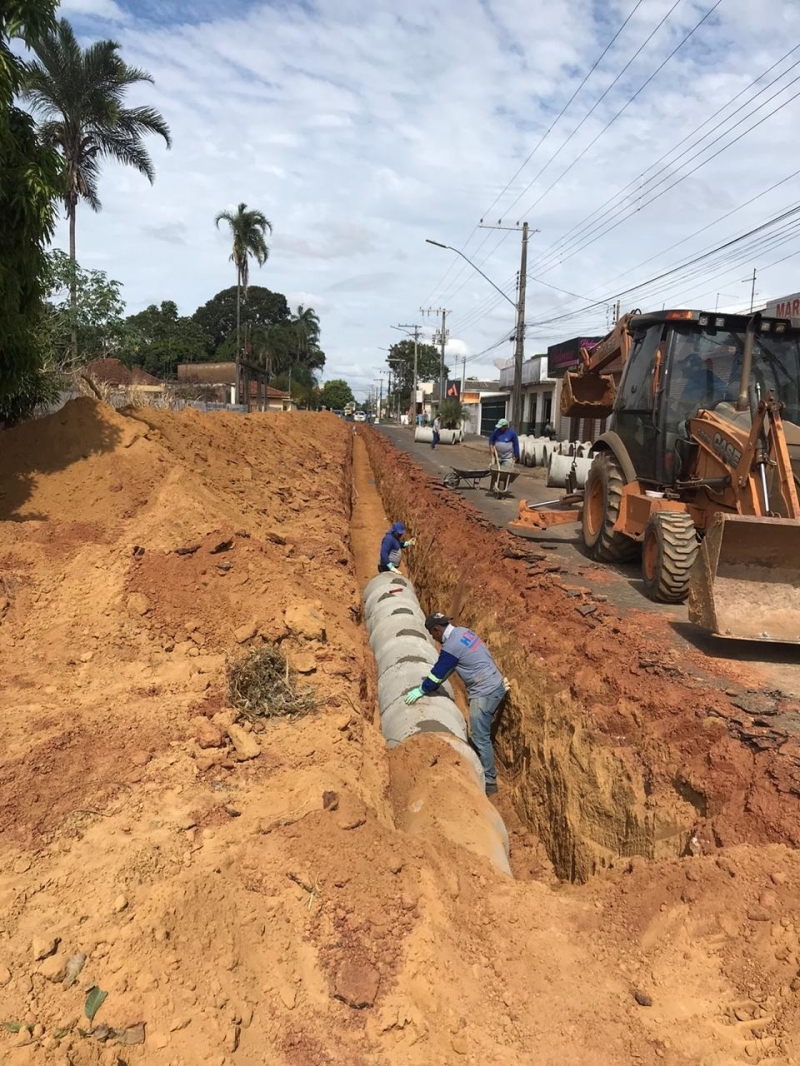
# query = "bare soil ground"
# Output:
<box><xmin>0</xmin><ymin>401</ymin><xmax>798</xmax><ymax>1066</ymax></box>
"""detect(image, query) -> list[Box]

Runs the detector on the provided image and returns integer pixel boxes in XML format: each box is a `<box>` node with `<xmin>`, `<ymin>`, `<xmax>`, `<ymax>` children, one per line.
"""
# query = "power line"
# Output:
<box><xmin>525</xmin><ymin>199</ymin><xmax>800</xmax><ymax>331</ymax></box>
<box><xmin>526</xmin><ymin>43</ymin><xmax>800</xmax><ymax>275</ymax></box>
<box><xmin>527</xmin><ymin>59</ymin><xmax>800</xmax><ymax>276</ymax></box>
<box><xmin>435</xmin><ymin>0</ymin><xmax>722</xmax><ymax>310</ymax></box>
<box><xmin>501</xmin><ymin>0</ymin><xmax>686</xmax><ymax>221</ymax></box>
<box><xmin>509</xmin><ymin>0</ymin><xmax>729</xmax><ymax>249</ymax></box>
<box><xmin>416</xmin><ymin>0</ymin><xmax>651</xmax><ymax>309</ymax></box>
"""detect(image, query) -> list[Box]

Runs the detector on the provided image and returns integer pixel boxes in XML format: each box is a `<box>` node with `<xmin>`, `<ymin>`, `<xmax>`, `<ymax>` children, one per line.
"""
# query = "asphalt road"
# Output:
<box><xmin>376</xmin><ymin>423</ymin><xmax>800</xmax><ymax>699</ymax></box>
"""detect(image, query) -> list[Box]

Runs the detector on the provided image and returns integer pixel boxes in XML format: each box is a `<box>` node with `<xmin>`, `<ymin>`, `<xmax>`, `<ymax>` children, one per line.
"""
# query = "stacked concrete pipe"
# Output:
<box><xmin>364</xmin><ymin>571</ymin><xmax>511</xmax><ymax>875</ymax></box>
<box><xmin>547</xmin><ymin>452</ymin><xmax>593</xmax><ymax>489</ymax></box>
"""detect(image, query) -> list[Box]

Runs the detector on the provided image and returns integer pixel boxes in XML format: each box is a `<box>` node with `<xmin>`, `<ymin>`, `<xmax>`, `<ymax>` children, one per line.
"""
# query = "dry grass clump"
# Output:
<box><xmin>227</xmin><ymin>645</ymin><xmax>316</xmax><ymax>722</ymax></box>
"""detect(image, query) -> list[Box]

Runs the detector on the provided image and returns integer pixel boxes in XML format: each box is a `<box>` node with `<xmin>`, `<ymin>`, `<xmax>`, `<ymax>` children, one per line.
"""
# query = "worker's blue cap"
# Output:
<box><xmin>390</xmin><ymin>522</ymin><xmax>405</xmax><ymax>535</ymax></box>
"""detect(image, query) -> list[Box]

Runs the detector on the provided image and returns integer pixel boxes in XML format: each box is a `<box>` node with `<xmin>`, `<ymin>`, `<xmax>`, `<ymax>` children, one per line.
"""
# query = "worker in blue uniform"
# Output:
<box><xmin>378</xmin><ymin>522</ymin><xmax>415</xmax><ymax>574</ymax></box>
<box><xmin>488</xmin><ymin>418</ymin><xmax>520</xmax><ymax>465</ymax></box>
<box><xmin>405</xmin><ymin>613</ymin><xmax>507</xmax><ymax>795</ymax></box>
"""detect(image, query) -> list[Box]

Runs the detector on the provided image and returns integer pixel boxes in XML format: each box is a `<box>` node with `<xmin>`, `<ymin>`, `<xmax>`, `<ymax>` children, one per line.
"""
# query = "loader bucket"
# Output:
<box><xmin>688</xmin><ymin>513</ymin><xmax>800</xmax><ymax>643</ymax></box>
<box><xmin>560</xmin><ymin>371</ymin><xmax>617</xmax><ymax>419</ymax></box>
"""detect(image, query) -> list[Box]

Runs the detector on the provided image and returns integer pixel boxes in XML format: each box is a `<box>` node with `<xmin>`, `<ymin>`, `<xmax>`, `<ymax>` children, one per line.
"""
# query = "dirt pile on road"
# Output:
<box><xmin>1</xmin><ymin>403</ymin><xmax>799</xmax><ymax>1066</ymax></box>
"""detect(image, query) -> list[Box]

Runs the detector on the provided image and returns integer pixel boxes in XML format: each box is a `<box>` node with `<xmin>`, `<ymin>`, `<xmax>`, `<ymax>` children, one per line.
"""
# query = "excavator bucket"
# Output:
<box><xmin>688</xmin><ymin>513</ymin><xmax>800</xmax><ymax>643</ymax></box>
<box><xmin>560</xmin><ymin>371</ymin><xmax>617</xmax><ymax>420</ymax></box>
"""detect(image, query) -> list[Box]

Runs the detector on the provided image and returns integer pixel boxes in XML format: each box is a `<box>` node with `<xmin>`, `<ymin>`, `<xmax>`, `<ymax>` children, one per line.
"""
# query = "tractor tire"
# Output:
<box><xmin>581</xmin><ymin>451</ymin><xmax>639</xmax><ymax>562</ymax></box>
<box><xmin>641</xmin><ymin>510</ymin><xmax>699</xmax><ymax>603</ymax></box>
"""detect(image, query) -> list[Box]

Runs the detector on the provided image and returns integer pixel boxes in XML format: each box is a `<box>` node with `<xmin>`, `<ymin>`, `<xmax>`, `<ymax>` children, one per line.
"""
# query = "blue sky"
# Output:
<box><xmin>54</xmin><ymin>0</ymin><xmax>800</xmax><ymax>398</ymax></box>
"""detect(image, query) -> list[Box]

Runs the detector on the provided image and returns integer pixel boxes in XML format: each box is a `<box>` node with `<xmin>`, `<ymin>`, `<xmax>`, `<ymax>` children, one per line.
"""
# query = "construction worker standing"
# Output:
<box><xmin>489</xmin><ymin>417</ymin><xmax>519</xmax><ymax>466</ymax></box>
<box><xmin>405</xmin><ymin>613</ymin><xmax>507</xmax><ymax>795</ymax></box>
<box><xmin>378</xmin><ymin>522</ymin><xmax>415</xmax><ymax>574</ymax></box>
<box><xmin>431</xmin><ymin>414</ymin><xmax>441</xmax><ymax>450</ymax></box>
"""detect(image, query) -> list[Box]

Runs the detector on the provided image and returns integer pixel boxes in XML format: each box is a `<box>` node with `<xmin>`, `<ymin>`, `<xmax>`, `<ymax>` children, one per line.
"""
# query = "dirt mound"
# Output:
<box><xmin>1</xmin><ymin>403</ymin><xmax>799</xmax><ymax>1066</ymax></box>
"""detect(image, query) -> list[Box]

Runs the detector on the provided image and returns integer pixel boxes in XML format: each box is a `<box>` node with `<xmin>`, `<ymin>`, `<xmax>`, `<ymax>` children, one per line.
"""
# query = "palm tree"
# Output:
<box><xmin>24</xmin><ymin>19</ymin><xmax>171</xmax><ymax>355</ymax></box>
<box><xmin>292</xmin><ymin>304</ymin><xmax>320</xmax><ymax>358</ymax></box>
<box><xmin>215</xmin><ymin>203</ymin><xmax>272</xmax><ymax>402</ymax></box>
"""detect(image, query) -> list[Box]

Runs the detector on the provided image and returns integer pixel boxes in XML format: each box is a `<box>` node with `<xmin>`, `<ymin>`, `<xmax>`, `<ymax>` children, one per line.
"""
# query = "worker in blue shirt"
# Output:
<box><xmin>489</xmin><ymin>417</ymin><xmax>520</xmax><ymax>465</ymax></box>
<box><xmin>405</xmin><ymin>613</ymin><xmax>507</xmax><ymax>795</ymax></box>
<box><xmin>378</xmin><ymin>522</ymin><xmax>415</xmax><ymax>574</ymax></box>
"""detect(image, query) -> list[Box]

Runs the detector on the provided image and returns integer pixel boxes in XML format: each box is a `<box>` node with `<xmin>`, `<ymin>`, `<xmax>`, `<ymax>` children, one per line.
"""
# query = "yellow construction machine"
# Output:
<box><xmin>511</xmin><ymin>309</ymin><xmax>800</xmax><ymax>642</ymax></box>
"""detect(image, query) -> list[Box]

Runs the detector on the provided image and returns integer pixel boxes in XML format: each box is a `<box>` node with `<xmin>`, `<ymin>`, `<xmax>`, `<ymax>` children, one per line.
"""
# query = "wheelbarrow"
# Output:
<box><xmin>488</xmin><ymin>461</ymin><xmax>520</xmax><ymax>499</ymax></box>
<box><xmin>442</xmin><ymin>467</ymin><xmax>491</xmax><ymax>491</ymax></box>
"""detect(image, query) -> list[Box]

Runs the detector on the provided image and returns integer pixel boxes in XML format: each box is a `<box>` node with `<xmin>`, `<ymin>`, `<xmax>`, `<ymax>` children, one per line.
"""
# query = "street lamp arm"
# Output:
<box><xmin>425</xmin><ymin>239</ymin><xmax>516</xmax><ymax>307</ymax></box>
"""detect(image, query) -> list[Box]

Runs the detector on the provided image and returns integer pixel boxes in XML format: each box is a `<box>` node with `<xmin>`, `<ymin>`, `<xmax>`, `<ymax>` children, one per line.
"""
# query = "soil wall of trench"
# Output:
<box><xmin>361</xmin><ymin>429</ymin><xmax>800</xmax><ymax>882</ymax></box>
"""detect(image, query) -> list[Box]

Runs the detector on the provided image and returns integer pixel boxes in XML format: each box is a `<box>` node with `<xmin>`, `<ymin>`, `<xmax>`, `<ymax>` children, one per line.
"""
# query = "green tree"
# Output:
<box><xmin>1</xmin><ymin>0</ymin><xmax>62</xmax><ymax>418</ymax></box>
<box><xmin>24</xmin><ymin>19</ymin><xmax>171</xmax><ymax>358</ymax></box>
<box><xmin>438</xmin><ymin>397</ymin><xmax>463</xmax><ymax>429</ymax></box>
<box><xmin>121</xmin><ymin>300</ymin><xmax>211</xmax><ymax>378</ymax></box>
<box><xmin>41</xmin><ymin>248</ymin><xmax>125</xmax><ymax>368</ymax></box>
<box><xmin>319</xmin><ymin>379</ymin><xmax>354</xmax><ymax>410</ymax></box>
<box><xmin>214</xmin><ymin>203</ymin><xmax>272</xmax><ymax>396</ymax></box>
<box><xmin>386</xmin><ymin>339</ymin><xmax>445</xmax><ymax>410</ymax></box>
<box><xmin>193</xmin><ymin>285</ymin><xmax>288</xmax><ymax>355</ymax></box>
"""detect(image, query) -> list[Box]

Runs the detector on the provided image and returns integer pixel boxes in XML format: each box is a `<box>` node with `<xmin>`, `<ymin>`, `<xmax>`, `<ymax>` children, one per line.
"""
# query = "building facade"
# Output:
<box><xmin>498</xmin><ymin>355</ymin><xmax>557</xmax><ymax>435</ymax></box>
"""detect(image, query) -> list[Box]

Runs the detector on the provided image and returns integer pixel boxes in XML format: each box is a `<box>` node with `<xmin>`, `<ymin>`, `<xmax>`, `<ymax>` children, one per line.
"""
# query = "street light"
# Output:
<box><xmin>425</xmin><ymin>239</ymin><xmax>516</xmax><ymax>307</ymax></box>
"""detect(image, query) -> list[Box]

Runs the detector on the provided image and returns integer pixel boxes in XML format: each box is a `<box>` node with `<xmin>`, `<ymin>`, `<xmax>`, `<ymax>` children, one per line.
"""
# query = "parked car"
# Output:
<box><xmin>353</xmin><ymin>411</ymin><xmax>367</xmax><ymax>423</ymax></box>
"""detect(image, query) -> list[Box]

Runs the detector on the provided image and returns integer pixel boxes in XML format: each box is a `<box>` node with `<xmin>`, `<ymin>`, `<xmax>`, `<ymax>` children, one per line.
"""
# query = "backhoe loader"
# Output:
<box><xmin>511</xmin><ymin>309</ymin><xmax>800</xmax><ymax>642</ymax></box>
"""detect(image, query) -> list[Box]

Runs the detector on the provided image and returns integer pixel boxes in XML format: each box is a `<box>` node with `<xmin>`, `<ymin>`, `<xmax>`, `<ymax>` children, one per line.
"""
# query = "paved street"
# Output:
<box><xmin>376</xmin><ymin>423</ymin><xmax>800</xmax><ymax>698</ymax></box>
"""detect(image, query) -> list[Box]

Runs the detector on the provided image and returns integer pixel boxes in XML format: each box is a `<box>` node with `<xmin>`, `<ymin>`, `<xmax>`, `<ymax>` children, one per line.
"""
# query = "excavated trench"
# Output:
<box><xmin>356</xmin><ymin>428</ymin><xmax>799</xmax><ymax>883</ymax></box>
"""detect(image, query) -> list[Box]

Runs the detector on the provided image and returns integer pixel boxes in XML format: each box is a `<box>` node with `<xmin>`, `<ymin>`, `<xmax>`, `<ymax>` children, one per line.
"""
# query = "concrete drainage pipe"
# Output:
<box><xmin>414</xmin><ymin>426</ymin><xmax>434</xmax><ymax>443</ymax></box>
<box><xmin>547</xmin><ymin>452</ymin><xmax>593</xmax><ymax>489</ymax></box>
<box><xmin>363</xmin><ymin>571</ymin><xmax>511</xmax><ymax>875</ymax></box>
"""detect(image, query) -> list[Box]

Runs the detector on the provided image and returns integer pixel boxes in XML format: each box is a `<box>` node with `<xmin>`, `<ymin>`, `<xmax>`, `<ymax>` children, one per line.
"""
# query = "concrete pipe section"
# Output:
<box><xmin>547</xmin><ymin>452</ymin><xmax>593</xmax><ymax>489</ymax></box>
<box><xmin>414</xmin><ymin>426</ymin><xmax>434</xmax><ymax>443</ymax></box>
<box><xmin>363</xmin><ymin>571</ymin><xmax>511</xmax><ymax>875</ymax></box>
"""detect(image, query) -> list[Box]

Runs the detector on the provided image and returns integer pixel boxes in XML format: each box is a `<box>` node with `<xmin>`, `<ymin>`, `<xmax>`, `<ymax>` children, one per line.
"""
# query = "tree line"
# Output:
<box><xmin>1</xmin><ymin>3</ymin><xmax>325</xmax><ymax>422</ymax></box>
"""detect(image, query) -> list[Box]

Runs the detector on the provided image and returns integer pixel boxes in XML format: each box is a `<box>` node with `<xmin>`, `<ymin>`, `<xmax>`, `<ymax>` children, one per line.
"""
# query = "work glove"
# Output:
<box><xmin>404</xmin><ymin>686</ymin><xmax>424</xmax><ymax>705</ymax></box>
<box><xmin>402</xmin><ymin>539</ymin><xmax>416</xmax><ymax>548</ymax></box>
<box><xmin>387</xmin><ymin>563</ymin><xmax>398</xmax><ymax>571</ymax></box>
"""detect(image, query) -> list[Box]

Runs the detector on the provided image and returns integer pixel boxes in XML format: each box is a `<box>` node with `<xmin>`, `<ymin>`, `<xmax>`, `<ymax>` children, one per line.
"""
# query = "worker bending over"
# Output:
<box><xmin>405</xmin><ymin>613</ymin><xmax>507</xmax><ymax>795</ymax></box>
<box><xmin>378</xmin><ymin>522</ymin><xmax>415</xmax><ymax>574</ymax></box>
<box><xmin>489</xmin><ymin>418</ymin><xmax>520</xmax><ymax>466</ymax></box>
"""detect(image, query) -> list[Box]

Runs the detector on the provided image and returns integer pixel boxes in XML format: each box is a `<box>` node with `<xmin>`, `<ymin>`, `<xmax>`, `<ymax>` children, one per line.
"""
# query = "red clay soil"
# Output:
<box><xmin>362</xmin><ymin>428</ymin><xmax>800</xmax><ymax>872</ymax></box>
<box><xmin>1</xmin><ymin>401</ymin><xmax>799</xmax><ymax>1066</ymax></box>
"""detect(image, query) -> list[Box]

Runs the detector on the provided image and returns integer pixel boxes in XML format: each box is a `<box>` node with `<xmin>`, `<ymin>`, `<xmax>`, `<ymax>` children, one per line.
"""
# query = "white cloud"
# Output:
<box><xmin>59</xmin><ymin>0</ymin><xmax>129</xmax><ymax>21</ymax></box>
<box><xmin>52</xmin><ymin>0</ymin><xmax>800</xmax><ymax>399</ymax></box>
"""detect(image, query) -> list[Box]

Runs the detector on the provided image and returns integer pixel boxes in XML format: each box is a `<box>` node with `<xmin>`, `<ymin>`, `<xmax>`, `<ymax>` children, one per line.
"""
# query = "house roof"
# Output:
<box><xmin>248</xmin><ymin>380</ymin><xmax>290</xmax><ymax>399</ymax></box>
<box><xmin>86</xmin><ymin>359</ymin><xmax>161</xmax><ymax>386</ymax></box>
<box><xmin>461</xmin><ymin>380</ymin><xmax>501</xmax><ymax>391</ymax></box>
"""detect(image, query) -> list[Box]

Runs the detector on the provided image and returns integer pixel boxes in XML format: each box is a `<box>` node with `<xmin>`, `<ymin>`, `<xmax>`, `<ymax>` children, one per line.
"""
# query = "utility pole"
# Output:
<box><xmin>420</xmin><ymin>307</ymin><xmax>449</xmax><ymax>414</ymax></box>
<box><xmin>394</xmin><ymin>323</ymin><xmax>421</xmax><ymax>421</ymax></box>
<box><xmin>377</xmin><ymin>372</ymin><xmax>385</xmax><ymax>421</ymax></box>
<box><xmin>461</xmin><ymin>354</ymin><xmax>466</xmax><ymax>391</ymax></box>
<box><xmin>748</xmin><ymin>268</ymin><xmax>757</xmax><ymax>313</ymax></box>
<box><xmin>478</xmin><ymin>221</ymin><xmax>537</xmax><ymax>429</ymax></box>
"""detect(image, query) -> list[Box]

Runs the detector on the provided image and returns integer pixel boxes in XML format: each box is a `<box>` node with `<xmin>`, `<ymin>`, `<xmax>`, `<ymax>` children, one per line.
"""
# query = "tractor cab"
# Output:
<box><xmin>611</xmin><ymin>310</ymin><xmax>800</xmax><ymax>488</ymax></box>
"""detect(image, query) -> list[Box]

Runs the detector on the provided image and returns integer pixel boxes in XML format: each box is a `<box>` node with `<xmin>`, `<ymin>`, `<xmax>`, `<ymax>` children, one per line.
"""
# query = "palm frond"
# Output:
<box><xmin>22</xmin><ymin>15</ymin><xmax>170</xmax><ymax>220</ymax></box>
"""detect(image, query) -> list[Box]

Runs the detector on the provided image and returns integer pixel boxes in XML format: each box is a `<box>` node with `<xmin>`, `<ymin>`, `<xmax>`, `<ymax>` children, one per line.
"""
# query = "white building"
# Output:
<box><xmin>498</xmin><ymin>355</ymin><xmax>558</xmax><ymax>435</ymax></box>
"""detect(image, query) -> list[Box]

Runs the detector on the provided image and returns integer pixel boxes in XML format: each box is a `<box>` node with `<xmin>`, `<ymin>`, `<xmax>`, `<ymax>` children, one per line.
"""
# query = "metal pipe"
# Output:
<box><xmin>736</xmin><ymin>314</ymin><xmax>759</xmax><ymax>412</ymax></box>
